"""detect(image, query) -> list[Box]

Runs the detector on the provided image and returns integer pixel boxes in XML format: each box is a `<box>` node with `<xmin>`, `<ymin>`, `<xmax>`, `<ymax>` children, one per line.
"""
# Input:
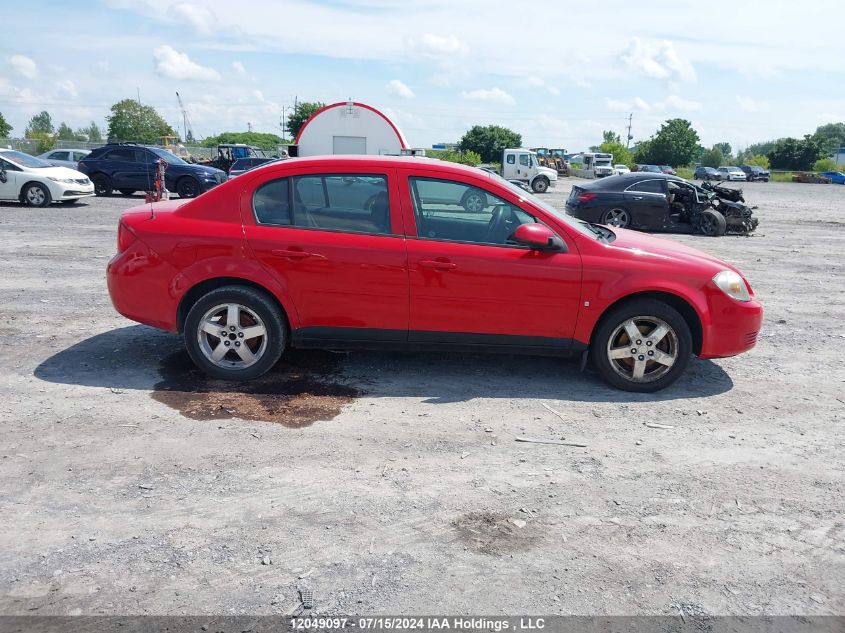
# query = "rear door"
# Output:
<box><xmin>0</xmin><ymin>157</ymin><xmax>20</xmax><ymax>200</ymax></box>
<box><xmin>399</xmin><ymin>169</ymin><xmax>582</xmax><ymax>349</ymax></box>
<box><xmin>243</xmin><ymin>167</ymin><xmax>409</xmax><ymax>344</ymax></box>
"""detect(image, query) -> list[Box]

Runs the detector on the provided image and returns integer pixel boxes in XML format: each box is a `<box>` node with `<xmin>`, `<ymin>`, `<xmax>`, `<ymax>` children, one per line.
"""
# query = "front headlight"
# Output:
<box><xmin>48</xmin><ymin>177</ymin><xmax>74</xmax><ymax>184</ymax></box>
<box><xmin>713</xmin><ymin>270</ymin><xmax>751</xmax><ymax>302</ymax></box>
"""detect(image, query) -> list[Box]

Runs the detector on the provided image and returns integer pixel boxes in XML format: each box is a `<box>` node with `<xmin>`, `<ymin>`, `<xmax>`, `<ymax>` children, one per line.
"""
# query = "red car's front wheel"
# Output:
<box><xmin>590</xmin><ymin>299</ymin><xmax>692</xmax><ymax>392</ymax></box>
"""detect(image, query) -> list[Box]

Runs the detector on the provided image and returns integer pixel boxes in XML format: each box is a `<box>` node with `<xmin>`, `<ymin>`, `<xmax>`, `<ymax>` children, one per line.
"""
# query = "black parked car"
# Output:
<box><xmin>565</xmin><ymin>173</ymin><xmax>758</xmax><ymax>236</ymax></box>
<box><xmin>739</xmin><ymin>165</ymin><xmax>770</xmax><ymax>182</ymax></box>
<box><xmin>77</xmin><ymin>143</ymin><xmax>227</xmax><ymax>198</ymax></box>
<box><xmin>228</xmin><ymin>156</ymin><xmax>278</xmax><ymax>178</ymax></box>
<box><xmin>693</xmin><ymin>166</ymin><xmax>722</xmax><ymax>181</ymax></box>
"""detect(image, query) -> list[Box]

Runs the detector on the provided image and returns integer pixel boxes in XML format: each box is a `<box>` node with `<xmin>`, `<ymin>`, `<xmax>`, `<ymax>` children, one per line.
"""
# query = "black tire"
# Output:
<box><xmin>22</xmin><ymin>182</ymin><xmax>52</xmax><ymax>207</ymax></box>
<box><xmin>176</xmin><ymin>177</ymin><xmax>200</xmax><ymax>198</ymax></box>
<box><xmin>590</xmin><ymin>298</ymin><xmax>692</xmax><ymax>393</ymax></box>
<box><xmin>91</xmin><ymin>174</ymin><xmax>113</xmax><ymax>196</ymax></box>
<box><xmin>462</xmin><ymin>190</ymin><xmax>487</xmax><ymax>213</ymax></box>
<box><xmin>118</xmin><ymin>188</ymin><xmax>136</xmax><ymax>196</ymax></box>
<box><xmin>184</xmin><ymin>285</ymin><xmax>286</xmax><ymax>381</ymax></box>
<box><xmin>531</xmin><ymin>177</ymin><xmax>549</xmax><ymax>193</ymax></box>
<box><xmin>601</xmin><ymin>207</ymin><xmax>631</xmax><ymax>228</ymax></box>
<box><xmin>699</xmin><ymin>209</ymin><xmax>727</xmax><ymax>236</ymax></box>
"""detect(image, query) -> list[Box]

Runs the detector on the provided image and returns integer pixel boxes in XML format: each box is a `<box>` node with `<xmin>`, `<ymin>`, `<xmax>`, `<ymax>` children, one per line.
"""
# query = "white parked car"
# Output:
<box><xmin>37</xmin><ymin>148</ymin><xmax>91</xmax><ymax>169</ymax></box>
<box><xmin>614</xmin><ymin>164</ymin><xmax>631</xmax><ymax>175</ymax></box>
<box><xmin>717</xmin><ymin>166</ymin><xmax>747</xmax><ymax>182</ymax></box>
<box><xmin>0</xmin><ymin>149</ymin><xmax>95</xmax><ymax>206</ymax></box>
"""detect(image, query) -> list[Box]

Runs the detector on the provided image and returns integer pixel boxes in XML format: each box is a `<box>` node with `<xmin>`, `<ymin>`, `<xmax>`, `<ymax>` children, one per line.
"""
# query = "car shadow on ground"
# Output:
<box><xmin>35</xmin><ymin>325</ymin><xmax>734</xmax><ymax>413</ymax></box>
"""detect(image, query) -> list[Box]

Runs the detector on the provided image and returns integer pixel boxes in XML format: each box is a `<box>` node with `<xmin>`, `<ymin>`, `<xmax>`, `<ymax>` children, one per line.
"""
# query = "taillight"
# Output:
<box><xmin>116</xmin><ymin>220</ymin><xmax>137</xmax><ymax>253</ymax></box>
<box><xmin>577</xmin><ymin>192</ymin><xmax>597</xmax><ymax>202</ymax></box>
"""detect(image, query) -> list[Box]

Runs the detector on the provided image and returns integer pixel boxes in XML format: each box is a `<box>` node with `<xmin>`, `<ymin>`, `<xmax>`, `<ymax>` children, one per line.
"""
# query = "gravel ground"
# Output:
<box><xmin>0</xmin><ymin>178</ymin><xmax>842</xmax><ymax>616</ymax></box>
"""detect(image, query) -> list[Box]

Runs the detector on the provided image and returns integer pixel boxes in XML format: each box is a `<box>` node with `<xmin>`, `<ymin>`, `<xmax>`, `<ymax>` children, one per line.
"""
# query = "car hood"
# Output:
<box><xmin>591</xmin><ymin>227</ymin><xmax>739</xmax><ymax>275</ymax></box>
<box><xmin>538</xmin><ymin>166</ymin><xmax>558</xmax><ymax>180</ymax></box>
<box><xmin>27</xmin><ymin>165</ymin><xmax>89</xmax><ymax>179</ymax></box>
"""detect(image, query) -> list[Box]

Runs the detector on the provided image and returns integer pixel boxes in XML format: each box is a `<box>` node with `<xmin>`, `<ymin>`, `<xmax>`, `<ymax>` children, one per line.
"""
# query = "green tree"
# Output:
<box><xmin>0</xmin><ymin>112</ymin><xmax>11</xmax><ymax>138</ymax></box>
<box><xmin>78</xmin><ymin>121</ymin><xmax>103</xmax><ymax>142</ymax></box>
<box><xmin>645</xmin><ymin>119</ymin><xmax>700</xmax><ymax>167</ymax></box>
<box><xmin>106</xmin><ymin>99</ymin><xmax>175</xmax><ymax>144</ymax></box>
<box><xmin>202</xmin><ymin>131</ymin><xmax>287</xmax><ymax>152</ymax></box>
<box><xmin>427</xmin><ymin>148</ymin><xmax>482</xmax><ymax>166</ymax></box>
<box><xmin>744</xmin><ymin>154</ymin><xmax>770</xmax><ymax>168</ymax></box>
<box><xmin>701</xmin><ymin>147</ymin><xmax>724</xmax><ymax>168</ymax></box>
<box><xmin>57</xmin><ymin>122</ymin><xmax>76</xmax><ymax>141</ymax></box>
<box><xmin>287</xmin><ymin>101</ymin><xmax>325</xmax><ymax>139</ymax></box>
<box><xmin>812</xmin><ymin>122</ymin><xmax>845</xmax><ymax>153</ymax></box>
<box><xmin>713</xmin><ymin>142</ymin><xmax>732</xmax><ymax>160</ymax></box>
<box><xmin>25</xmin><ymin>110</ymin><xmax>54</xmax><ymax>136</ymax></box>
<box><xmin>459</xmin><ymin>125</ymin><xmax>522</xmax><ymax>163</ymax></box>
<box><xmin>768</xmin><ymin>135</ymin><xmax>825</xmax><ymax>171</ymax></box>
<box><xmin>813</xmin><ymin>158</ymin><xmax>837</xmax><ymax>172</ymax></box>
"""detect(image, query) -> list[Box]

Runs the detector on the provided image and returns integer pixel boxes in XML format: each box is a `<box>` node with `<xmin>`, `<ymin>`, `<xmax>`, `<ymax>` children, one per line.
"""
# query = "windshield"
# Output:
<box><xmin>497</xmin><ymin>177</ymin><xmax>597</xmax><ymax>238</ymax></box>
<box><xmin>1</xmin><ymin>151</ymin><xmax>51</xmax><ymax>168</ymax></box>
<box><xmin>149</xmin><ymin>147</ymin><xmax>187</xmax><ymax>165</ymax></box>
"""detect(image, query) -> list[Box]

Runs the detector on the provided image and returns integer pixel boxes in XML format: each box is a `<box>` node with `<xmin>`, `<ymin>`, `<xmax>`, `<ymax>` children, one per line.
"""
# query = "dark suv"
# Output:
<box><xmin>78</xmin><ymin>143</ymin><xmax>227</xmax><ymax>198</ymax></box>
<box><xmin>739</xmin><ymin>165</ymin><xmax>770</xmax><ymax>182</ymax></box>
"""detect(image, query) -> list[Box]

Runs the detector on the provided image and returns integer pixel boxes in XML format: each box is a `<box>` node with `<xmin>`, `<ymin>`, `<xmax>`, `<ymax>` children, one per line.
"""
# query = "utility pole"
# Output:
<box><xmin>625</xmin><ymin>113</ymin><xmax>633</xmax><ymax>149</ymax></box>
<box><xmin>247</xmin><ymin>122</ymin><xmax>252</xmax><ymax>132</ymax></box>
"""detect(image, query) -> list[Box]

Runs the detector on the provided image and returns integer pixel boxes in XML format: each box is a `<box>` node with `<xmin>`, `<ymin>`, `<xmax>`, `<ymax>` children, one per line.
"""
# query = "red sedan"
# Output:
<box><xmin>107</xmin><ymin>156</ymin><xmax>762</xmax><ymax>392</ymax></box>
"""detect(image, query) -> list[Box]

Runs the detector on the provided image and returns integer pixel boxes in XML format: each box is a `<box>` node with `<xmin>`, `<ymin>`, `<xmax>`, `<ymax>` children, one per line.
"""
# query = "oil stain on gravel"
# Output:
<box><xmin>452</xmin><ymin>511</ymin><xmax>542</xmax><ymax>556</ymax></box>
<box><xmin>152</xmin><ymin>349</ymin><xmax>358</xmax><ymax>427</ymax></box>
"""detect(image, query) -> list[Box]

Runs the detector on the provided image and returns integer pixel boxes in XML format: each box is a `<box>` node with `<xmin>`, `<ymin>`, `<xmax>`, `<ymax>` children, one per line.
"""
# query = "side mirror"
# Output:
<box><xmin>512</xmin><ymin>223</ymin><xmax>566</xmax><ymax>252</ymax></box>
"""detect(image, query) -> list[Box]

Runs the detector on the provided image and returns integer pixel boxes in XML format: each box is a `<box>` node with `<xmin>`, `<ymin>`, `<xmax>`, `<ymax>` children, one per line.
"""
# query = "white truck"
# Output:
<box><xmin>500</xmin><ymin>148</ymin><xmax>558</xmax><ymax>193</ymax></box>
<box><xmin>574</xmin><ymin>152</ymin><xmax>614</xmax><ymax>179</ymax></box>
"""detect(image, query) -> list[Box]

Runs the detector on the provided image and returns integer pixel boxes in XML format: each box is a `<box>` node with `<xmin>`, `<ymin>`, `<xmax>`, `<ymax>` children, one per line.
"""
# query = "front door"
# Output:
<box><xmin>0</xmin><ymin>158</ymin><xmax>20</xmax><ymax>200</ymax></box>
<box><xmin>623</xmin><ymin>178</ymin><xmax>669</xmax><ymax>228</ymax></box>
<box><xmin>401</xmin><ymin>173</ymin><xmax>582</xmax><ymax>349</ymax></box>
<box><xmin>243</xmin><ymin>168</ymin><xmax>409</xmax><ymax>344</ymax></box>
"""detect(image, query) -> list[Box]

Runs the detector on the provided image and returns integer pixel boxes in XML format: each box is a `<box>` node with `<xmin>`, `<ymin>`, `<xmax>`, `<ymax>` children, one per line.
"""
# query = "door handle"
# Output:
<box><xmin>272</xmin><ymin>248</ymin><xmax>312</xmax><ymax>259</ymax></box>
<box><xmin>632</xmin><ymin>196</ymin><xmax>643</xmax><ymax>200</ymax></box>
<box><xmin>419</xmin><ymin>260</ymin><xmax>456</xmax><ymax>271</ymax></box>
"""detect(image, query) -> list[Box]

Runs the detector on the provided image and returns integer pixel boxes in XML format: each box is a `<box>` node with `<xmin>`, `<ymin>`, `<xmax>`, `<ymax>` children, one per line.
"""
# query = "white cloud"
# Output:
<box><xmin>153</xmin><ymin>46</ymin><xmax>220</xmax><ymax>81</ymax></box>
<box><xmin>461</xmin><ymin>87</ymin><xmax>515</xmax><ymax>106</ymax></box>
<box><xmin>736</xmin><ymin>95</ymin><xmax>766</xmax><ymax>112</ymax></box>
<box><xmin>231</xmin><ymin>61</ymin><xmax>247</xmax><ymax>75</ymax></box>
<box><xmin>605</xmin><ymin>97</ymin><xmax>651</xmax><ymax>112</ymax></box>
<box><xmin>386</xmin><ymin>79</ymin><xmax>415</xmax><ymax>99</ymax></box>
<box><xmin>409</xmin><ymin>33</ymin><xmax>468</xmax><ymax>58</ymax></box>
<box><xmin>661</xmin><ymin>95</ymin><xmax>702</xmax><ymax>111</ymax></box>
<box><xmin>9</xmin><ymin>54</ymin><xmax>37</xmax><ymax>79</ymax></box>
<box><xmin>56</xmin><ymin>80</ymin><xmax>78</xmax><ymax>98</ymax></box>
<box><xmin>619</xmin><ymin>38</ymin><xmax>695</xmax><ymax>83</ymax></box>
<box><xmin>167</xmin><ymin>3</ymin><xmax>218</xmax><ymax>35</ymax></box>
<box><xmin>526</xmin><ymin>76</ymin><xmax>560</xmax><ymax>96</ymax></box>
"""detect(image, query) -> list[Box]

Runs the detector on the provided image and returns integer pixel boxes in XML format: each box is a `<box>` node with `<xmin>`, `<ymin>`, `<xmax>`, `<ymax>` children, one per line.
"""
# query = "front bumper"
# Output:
<box><xmin>699</xmin><ymin>288</ymin><xmax>763</xmax><ymax>358</ymax></box>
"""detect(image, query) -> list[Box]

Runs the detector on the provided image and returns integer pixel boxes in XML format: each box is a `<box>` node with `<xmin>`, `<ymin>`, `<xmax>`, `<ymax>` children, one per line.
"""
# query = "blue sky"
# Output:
<box><xmin>1</xmin><ymin>0</ymin><xmax>842</xmax><ymax>153</ymax></box>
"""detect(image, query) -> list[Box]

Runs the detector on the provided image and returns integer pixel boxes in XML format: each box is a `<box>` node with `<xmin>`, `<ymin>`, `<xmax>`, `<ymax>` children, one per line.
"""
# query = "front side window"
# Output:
<box><xmin>50</xmin><ymin>151</ymin><xmax>70</xmax><ymax>161</ymax></box>
<box><xmin>518</xmin><ymin>154</ymin><xmax>530</xmax><ymax>167</ymax></box>
<box><xmin>410</xmin><ymin>177</ymin><xmax>536</xmax><ymax>246</ymax></box>
<box><xmin>253</xmin><ymin>174</ymin><xmax>391</xmax><ymax>234</ymax></box>
<box><xmin>73</xmin><ymin>152</ymin><xmax>88</xmax><ymax>161</ymax></box>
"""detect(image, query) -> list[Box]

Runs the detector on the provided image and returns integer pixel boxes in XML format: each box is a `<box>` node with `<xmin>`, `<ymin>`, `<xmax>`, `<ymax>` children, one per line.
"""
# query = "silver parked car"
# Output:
<box><xmin>37</xmin><ymin>149</ymin><xmax>91</xmax><ymax>169</ymax></box>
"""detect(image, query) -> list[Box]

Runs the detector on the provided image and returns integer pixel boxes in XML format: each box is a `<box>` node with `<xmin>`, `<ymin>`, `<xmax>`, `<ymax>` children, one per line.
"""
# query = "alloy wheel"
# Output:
<box><xmin>196</xmin><ymin>303</ymin><xmax>268</xmax><ymax>369</ymax></box>
<box><xmin>603</xmin><ymin>208</ymin><xmax>630</xmax><ymax>227</ymax></box>
<box><xmin>26</xmin><ymin>185</ymin><xmax>46</xmax><ymax>206</ymax></box>
<box><xmin>606</xmin><ymin>316</ymin><xmax>678</xmax><ymax>383</ymax></box>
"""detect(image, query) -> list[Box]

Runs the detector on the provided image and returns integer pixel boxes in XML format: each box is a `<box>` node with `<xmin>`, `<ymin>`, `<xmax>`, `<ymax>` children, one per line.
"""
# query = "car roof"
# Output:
<box><xmin>577</xmin><ymin>172</ymin><xmax>684</xmax><ymax>190</ymax></box>
<box><xmin>256</xmin><ymin>154</ymin><xmax>484</xmax><ymax>174</ymax></box>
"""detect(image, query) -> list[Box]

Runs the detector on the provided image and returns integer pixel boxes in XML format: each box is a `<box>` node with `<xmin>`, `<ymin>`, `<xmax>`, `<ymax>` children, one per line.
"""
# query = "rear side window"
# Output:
<box><xmin>105</xmin><ymin>149</ymin><xmax>137</xmax><ymax>162</ymax></box>
<box><xmin>506</xmin><ymin>155</ymin><xmax>515</xmax><ymax>164</ymax></box>
<box><xmin>253</xmin><ymin>174</ymin><xmax>391</xmax><ymax>234</ymax></box>
<box><xmin>253</xmin><ymin>178</ymin><xmax>291</xmax><ymax>225</ymax></box>
<box><xmin>627</xmin><ymin>179</ymin><xmax>665</xmax><ymax>194</ymax></box>
<box><xmin>292</xmin><ymin>174</ymin><xmax>391</xmax><ymax>234</ymax></box>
